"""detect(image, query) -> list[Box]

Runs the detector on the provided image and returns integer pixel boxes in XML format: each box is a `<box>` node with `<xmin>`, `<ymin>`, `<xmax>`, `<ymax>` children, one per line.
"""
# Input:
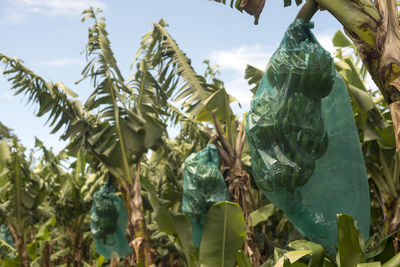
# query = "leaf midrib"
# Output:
<box><xmin>154</xmin><ymin>24</ymin><xmax>207</xmax><ymax>101</ymax></box>
<box><xmin>222</xmin><ymin>202</ymin><xmax>228</xmax><ymax>267</ymax></box>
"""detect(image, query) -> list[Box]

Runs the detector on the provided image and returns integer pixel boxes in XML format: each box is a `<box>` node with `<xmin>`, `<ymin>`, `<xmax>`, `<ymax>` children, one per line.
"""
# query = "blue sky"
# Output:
<box><xmin>0</xmin><ymin>0</ymin><xmax>341</xmax><ymax>152</ymax></box>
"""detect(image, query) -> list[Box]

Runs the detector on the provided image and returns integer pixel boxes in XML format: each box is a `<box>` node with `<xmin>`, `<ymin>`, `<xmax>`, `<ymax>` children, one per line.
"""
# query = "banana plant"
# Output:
<box><xmin>32</xmin><ymin>140</ymin><xmax>101</xmax><ymax>266</ymax></box>
<box><xmin>136</xmin><ymin>20</ymin><xmax>264</xmax><ymax>265</ymax></box>
<box><xmin>0</xmin><ymin>133</ymin><xmax>96</xmax><ymax>266</ymax></box>
<box><xmin>0</xmin><ymin>7</ymin><xmax>177</xmax><ymax>266</ymax></box>
<box><xmin>331</xmin><ymin>31</ymin><xmax>400</xmax><ymax>240</ymax></box>
<box><xmin>210</xmin><ymin>0</ymin><xmax>400</xmax><ymax>166</ymax></box>
<box><xmin>0</xmin><ymin>123</ymin><xmax>14</xmax><ymax>141</ymax></box>
<box><xmin>0</xmin><ymin>138</ymin><xmax>47</xmax><ymax>266</ymax></box>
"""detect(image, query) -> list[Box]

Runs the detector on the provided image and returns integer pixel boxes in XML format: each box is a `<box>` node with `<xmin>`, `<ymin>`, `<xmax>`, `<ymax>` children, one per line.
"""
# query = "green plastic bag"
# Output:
<box><xmin>0</xmin><ymin>224</ymin><xmax>14</xmax><ymax>258</ymax></box>
<box><xmin>182</xmin><ymin>144</ymin><xmax>230</xmax><ymax>247</ymax></box>
<box><xmin>0</xmin><ymin>224</ymin><xmax>14</xmax><ymax>248</ymax></box>
<box><xmin>90</xmin><ymin>179</ymin><xmax>132</xmax><ymax>259</ymax></box>
<box><xmin>246</xmin><ymin>19</ymin><xmax>370</xmax><ymax>253</ymax></box>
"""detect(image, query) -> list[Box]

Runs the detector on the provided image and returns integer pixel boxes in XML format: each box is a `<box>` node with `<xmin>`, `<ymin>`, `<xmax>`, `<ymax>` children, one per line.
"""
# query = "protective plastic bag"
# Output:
<box><xmin>0</xmin><ymin>224</ymin><xmax>14</xmax><ymax>247</ymax></box>
<box><xmin>90</xmin><ymin>179</ymin><xmax>132</xmax><ymax>259</ymax></box>
<box><xmin>0</xmin><ymin>224</ymin><xmax>14</xmax><ymax>258</ymax></box>
<box><xmin>182</xmin><ymin>144</ymin><xmax>230</xmax><ymax>247</ymax></box>
<box><xmin>246</xmin><ymin>19</ymin><xmax>370</xmax><ymax>252</ymax></box>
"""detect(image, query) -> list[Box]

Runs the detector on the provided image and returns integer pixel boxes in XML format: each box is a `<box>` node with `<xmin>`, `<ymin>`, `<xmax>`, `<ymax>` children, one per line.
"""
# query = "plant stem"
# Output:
<box><xmin>109</xmin><ymin>79</ymin><xmax>132</xmax><ymax>185</ymax></box>
<box><xmin>14</xmin><ymin>156</ymin><xmax>22</xmax><ymax>235</ymax></box>
<box><xmin>128</xmin><ymin>159</ymin><xmax>153</xmax><ymax>266</ymax></box>
<box><xmin>296</xmin><ymin>0</ymin><xmax>319</xmax><ymax>22</ymax></box>
<box><xmin>315</xmin><ymin>0</ymin><xmax>378</xmax><ymax>47</ymax></box>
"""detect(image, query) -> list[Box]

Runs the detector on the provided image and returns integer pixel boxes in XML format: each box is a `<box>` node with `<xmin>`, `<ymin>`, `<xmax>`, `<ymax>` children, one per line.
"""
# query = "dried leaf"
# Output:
<box><xmin>240</xmin><ymin>0</ymin><xmax>266</xmax><ymax>25</ymax></box>
<box><xmin>376</xmin><ymin>0</ymin><xmax>400</xmax><ymax>101</ymax></box>
<box><xmin>389</xmin><ymin>100</ymin><xmax>400</xmax><ymax>151</ymax></box>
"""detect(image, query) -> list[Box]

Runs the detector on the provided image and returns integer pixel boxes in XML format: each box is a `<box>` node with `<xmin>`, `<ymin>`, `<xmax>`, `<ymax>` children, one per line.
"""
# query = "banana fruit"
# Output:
<box><xmin>91</xmin><ymin>188</ymin><xmax>119</xmax><ymax>245</ymax></box>
<box><xmin>250</xmin><ymin>49</ymin><xmax>333</xmax><ymax>193</ymax></box>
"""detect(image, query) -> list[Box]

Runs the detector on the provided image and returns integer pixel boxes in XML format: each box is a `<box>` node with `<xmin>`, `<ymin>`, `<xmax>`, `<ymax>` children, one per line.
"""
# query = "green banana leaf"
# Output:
<box><xmin>199</xmin><ymin>201</ymin><xmax>246</xmax><ymax>267</ymax></box>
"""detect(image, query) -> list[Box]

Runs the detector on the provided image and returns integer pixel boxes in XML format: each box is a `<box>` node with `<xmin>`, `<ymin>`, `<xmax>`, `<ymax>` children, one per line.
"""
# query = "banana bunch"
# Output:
<box><xmin>252</xmin><ymin>50</ymin><xmax>333</xmax><ymax>193</ymax></box>
<box><xmin>267</xmin><ymin>49</ymin><xmax>334</xmax><ymax>99</ymax></box>
<box><xmin>246</xmin><ymin>18</ymin><xmax>336</xmax><ymax>194</ymax></box>
<box><xmin>92</xmin><ymin>195</ymin><xmax>119</xmax><ymax>244</ymax></box>
<box><xmin>271</xmin><ymin>92</ymin><xmax>328</xmax><ymax>193</ymax></box>
<box><xmin>91</xmin><ymin>183</ymin><xmax>119</xmax><ymax>245</ymax></box>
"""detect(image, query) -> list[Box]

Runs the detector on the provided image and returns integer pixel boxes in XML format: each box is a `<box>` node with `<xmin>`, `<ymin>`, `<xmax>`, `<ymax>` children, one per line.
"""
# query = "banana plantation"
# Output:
<box><xmin>2</xmin><ymin>0</ymin><xmax>400</xmax><ymax>266</ymax></box>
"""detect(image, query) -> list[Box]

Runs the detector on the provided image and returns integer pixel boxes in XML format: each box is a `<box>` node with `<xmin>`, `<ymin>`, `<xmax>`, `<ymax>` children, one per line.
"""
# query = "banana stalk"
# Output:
<box><xmin>313</xmin><ymin>0</ymin><xmax>400</xmax><ymax>153</ymax></box>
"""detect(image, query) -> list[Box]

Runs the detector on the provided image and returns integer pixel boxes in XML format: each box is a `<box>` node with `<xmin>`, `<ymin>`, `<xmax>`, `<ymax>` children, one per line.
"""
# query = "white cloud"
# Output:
<box><xmin>1</xmin><ymin>11</ymin><xmax>29</xmax><ymax>24</ymax></box>
<box><xmin>226</xmin><ymin>78</ymin><xmax>253</xmax><ymax>104</ymax></box>
<box><xmin>39</xmin><ymin>57</ymin><xmax>83</xmax><ymax>67</ymax></box>
<box><xmin>209</xmin><ymin>44</ymin><xmax>273</xmax><ymax>109</ymax></box>
<box><xmin>209</xmin><ymin>44</ymin><xmax>273</xmax><ymax>107</ymax></box>
<box><xmin>315</xmin><ymin>32</ymin><xmax>336</xmax><ymax>54</ymax></box>
<box><xmin>210</xmin><ymin>44</ymin><xmax>273</xmax><ymax>72</ymax></box>
<box><xmin>1</xmin><ymin>0</ymin><xmax>106</xmax><ymax>24</ymax></box>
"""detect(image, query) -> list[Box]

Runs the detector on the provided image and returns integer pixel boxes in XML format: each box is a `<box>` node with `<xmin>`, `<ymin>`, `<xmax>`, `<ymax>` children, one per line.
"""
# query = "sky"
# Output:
<box><xmin>0</xmin><ymin>0</ymin><xmax>342</xmax><ymax>153</ymax></box>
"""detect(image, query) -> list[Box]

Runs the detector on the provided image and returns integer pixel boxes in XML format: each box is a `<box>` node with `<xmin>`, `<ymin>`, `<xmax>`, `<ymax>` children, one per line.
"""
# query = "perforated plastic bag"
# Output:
<box><xmin>0</xmin><ymin>224</ymin><xmax>13</xmax><ymax>247</ymax></box>
<box><xmin>182</xmin><ymin>144</ymin><xmax>230</xmax><ymax>247</ymax></box>
<box><xmin>90</xmin><ymin>179</ymin><xmax>132</xmax><ymax>259</ymax></box>
<box><xmin>0</xmin><ymin>224</ymin><xmax>14</xmax><ymax>258</ymax></box>
<box><xmin>246</xmin><ymin>19</ymin><xmax>370</xmax><ymax>252</ymax></box>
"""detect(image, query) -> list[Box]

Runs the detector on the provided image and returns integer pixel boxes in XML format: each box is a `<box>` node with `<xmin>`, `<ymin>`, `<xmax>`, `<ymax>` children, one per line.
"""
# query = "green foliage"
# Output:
<box><xmin>332</xmin><ymin>30</ymin><xmax>399</xmax><ymax>236</ymax></box>
<box><xmin>237</xmin><ymin>249</ymin><xmax>253</xmax><ymax>267</ymax></box>
<box><xmin>209</xmin><ymin>0</ymin><xmax>243</xmax><ymax>12</ymax></box>
<box><xmin>146</xmin><ymin>21</ymin><xmax>236</xmax><ymax>124</ymax></box>
<box><xmin>269</xmin><ymin>214</ymin><xmax>400</xmax><ymax>267</ymax></box>
<box><xmin>336</xmin><ymin>214</ymin><xmax>366</xmax><ymax>267</ymax></box>
<box><xmin>144</xmin><ymin>172</ymin><xmax>247</xmax><ymax>267</ymax></box>
<box><xmin>199</xmin><ymin>202</ymin><xmax>246</xmax><ymax>267</ymax></box>
<box><xmin>142</xmin><ymin>176</ymin><xmax>195</xmax><ymax>266</ymax></box>
<box><xmin>245</xmin><ymin>64</ymin><xmax>264</xmax><ymax>95</ymax></box>
<box><xmin>0</xmin><ymin>138</ymin><xmax>45</xmax><ymax>238</ymax></box>
<box><xmin>0</xmin><ymin>123</ymin><xmax>14</xmax><ymax>141</ymax></box>
<box><xmin>0</xmin><ymin>239</ymin><xmax>16</xmax><ymax>259</ymax></box>
<box><xmin>249</xmin><ymin>203</ymin><xmax>275</xmax><ymax>226</ymax></box>
<box><xmin>0</xmin><ymin>8</ymin><xmax>174</xmax><ymax>190</ymax></box>
<box><xmin>282</xmin><ymin>0</ymin><xmax>303</xmax><ymax>7</ymax></box>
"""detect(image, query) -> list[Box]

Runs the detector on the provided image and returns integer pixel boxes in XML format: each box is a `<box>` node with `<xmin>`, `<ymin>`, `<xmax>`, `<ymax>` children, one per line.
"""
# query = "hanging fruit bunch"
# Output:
<box><xmin>90</xmin><ymin>179</ymin><xmax>132</xmax><ymax>259</ymax></box>
<box><xmin>247</xmin><ymin>19</ymin><xmax>334</xmax><ymax>194</ymax></box>
<box><xmin>246</xmin><ymin>18</ymin><xmax>370</xmax><ymax>254</ymax></box>
<box><xmin>182</xmin><ymin>144</ymin><xmax>229</xmax><ymax>247</ymax></box>
<box><xmin>90</xmin><ymin>180</ymin><xmax>119</xmax><ymax>245</ymax></box>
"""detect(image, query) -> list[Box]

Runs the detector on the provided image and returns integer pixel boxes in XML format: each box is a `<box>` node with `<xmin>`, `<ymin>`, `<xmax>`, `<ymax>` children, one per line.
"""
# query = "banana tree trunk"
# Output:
<box><xmin>348</xmin><ymin>0</ymin><xmax>400</xmax><ymax>150</ymax></box>
<box><xmin>212</xmin><ymin>118</ymin><xmax>262</xmax><ymax>265</ymax></box>
<box><xmin>66</xmin><ymin>226</ymin><xmax>83</xmax><ymax>267</ymax></box>
<box><xmin>226</xmin><ymin>165</ymin><xmax>262</xmax><ymax>266</ymax></box>
<box><xmin>41</xmin><ymin>242</ymin><xmax>51</xmax><ymax>267</ymax></box>
<box><xmin>307</xmin><ymin>0</ymin><xmax>400</xmax><ymax>236</ymax></box>
<box><xmin>385</xmin><ymin>198</ymin><xmax>400</xmax><ymax>235</ymax></box>
<box><xmin>343</xmin><ymin>0</ymin><xmax>400</xmax><ymax>236</ymax></box>
<box><xmin>8</xmin><ymin>224</ymin><xmax>29</xmax><ymax>267</ymax></box>
<box><xmin>316</xmin><ymin>0</ymin><xmax>400</xmax><ymax>147</ymax></box>
<box><xmin>128</xmin><ymin>178</ymin><xmax>153</xmax><ymax>266</ymax></box>
<box><xmin>121</xmin><ymin>161</ymin><xmax>154</xmax><ymax>266</ymax></box>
